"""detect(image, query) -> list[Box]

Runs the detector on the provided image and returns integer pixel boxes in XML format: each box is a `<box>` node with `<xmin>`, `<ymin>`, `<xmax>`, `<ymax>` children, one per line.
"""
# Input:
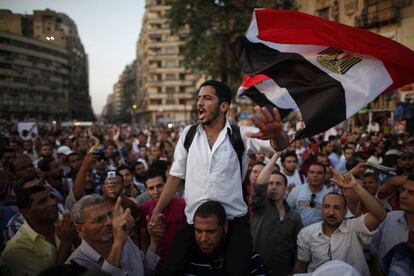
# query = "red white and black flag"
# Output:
<box><xmin>231</xmin><ymin>9</ymin><xmax>414</xmax><ymax>138</ymax></box>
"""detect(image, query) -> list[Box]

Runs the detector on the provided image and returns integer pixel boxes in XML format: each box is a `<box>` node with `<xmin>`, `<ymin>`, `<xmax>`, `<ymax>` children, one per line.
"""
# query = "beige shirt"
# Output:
<box><xmin>1</xmin><ymin>220</ymin><xmax>60</xmax><ymax>276</ymax></box>
<box><xmin>297</xmin><ymin>214</ymin><xmax>376</xmax><ymax>276</ymax></box>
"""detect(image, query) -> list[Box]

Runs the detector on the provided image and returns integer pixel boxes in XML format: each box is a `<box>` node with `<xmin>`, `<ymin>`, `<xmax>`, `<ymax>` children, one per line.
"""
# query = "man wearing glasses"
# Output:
<box><xmin>293</xmin><ymin>173</ymin><xmax>386</xmax><ymax>276</ymax></box>
<box><xmin>67</xmin><ymin>195</ymin><xmax>164</xmax><ymax>275</ymax></box>
<box><xmin>287</xmin><ymin>162</ymin><xmax>331</xmax><ymax>226</ymax></box>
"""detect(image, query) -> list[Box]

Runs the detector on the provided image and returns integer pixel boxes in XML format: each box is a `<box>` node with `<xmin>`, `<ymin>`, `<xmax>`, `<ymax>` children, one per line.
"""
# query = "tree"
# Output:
<box><xmin>166</xmin><ymin>0</ymin><xmax>297</xmax><ymax>90</ymax></box>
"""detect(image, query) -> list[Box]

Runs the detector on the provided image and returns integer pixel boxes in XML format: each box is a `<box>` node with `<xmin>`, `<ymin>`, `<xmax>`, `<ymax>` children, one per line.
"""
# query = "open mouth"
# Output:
<box><xmin>198</xmin><ymin>109</ymin><xmax>205</xmax><ymax>120</ymax></box>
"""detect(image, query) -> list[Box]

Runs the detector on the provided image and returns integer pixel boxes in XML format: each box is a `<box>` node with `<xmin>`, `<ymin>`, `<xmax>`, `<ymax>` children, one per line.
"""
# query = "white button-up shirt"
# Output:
<box><xmin>169</xmin><ymin>121</ymin><xmax>273</xmax><ymax>224</ymax></box>
<box><xmin>297</xmin><ymin>214</ymin><xmax>377</xmax><ymax>276</ymax></box>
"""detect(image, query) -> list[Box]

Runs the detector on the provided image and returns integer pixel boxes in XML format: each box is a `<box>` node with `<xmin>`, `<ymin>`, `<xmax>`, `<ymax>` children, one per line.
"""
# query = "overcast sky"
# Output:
<box><xmin>1</xmin><ymin>0</ymin><xmax>145</xmax><ymax>115</ymax></box>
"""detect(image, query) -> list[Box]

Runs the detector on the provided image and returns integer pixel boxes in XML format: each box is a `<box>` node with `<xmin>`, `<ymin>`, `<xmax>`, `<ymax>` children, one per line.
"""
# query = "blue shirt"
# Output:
<box><xmin>381</xmin><ymin>242</ymin><xmax>414</xmax><ymax>276</ymax></box>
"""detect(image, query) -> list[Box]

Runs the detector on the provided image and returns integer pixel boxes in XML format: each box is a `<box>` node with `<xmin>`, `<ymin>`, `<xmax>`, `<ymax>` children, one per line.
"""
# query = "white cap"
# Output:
<box><xmin>294</xmin><ymin>260</ymin><xmax>361</xmax><ymax>276</ymax></box>
<box><xmin>57</xmin><ymin>145</ymin><xmax>73</xmax><ymax>156</ymax></box>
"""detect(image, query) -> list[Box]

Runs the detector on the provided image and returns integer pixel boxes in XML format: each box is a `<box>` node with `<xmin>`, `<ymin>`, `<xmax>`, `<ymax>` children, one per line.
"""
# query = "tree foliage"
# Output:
<box><xmin>165</xmin><ymin>0</ymin><xmax>297</xmax><ymax>89</ymax></box>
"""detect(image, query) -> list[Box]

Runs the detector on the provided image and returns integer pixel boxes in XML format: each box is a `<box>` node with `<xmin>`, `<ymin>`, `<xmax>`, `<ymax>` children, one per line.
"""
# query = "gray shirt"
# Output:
<box><xmin>66</xmin><ymin>238</ymin><xmax>159</xmax><ymax>276</ymax></box>
<box><xmin>251</xmin><ymin>184</ymin><xmax>303</xmax><ymax>276</ymax></box>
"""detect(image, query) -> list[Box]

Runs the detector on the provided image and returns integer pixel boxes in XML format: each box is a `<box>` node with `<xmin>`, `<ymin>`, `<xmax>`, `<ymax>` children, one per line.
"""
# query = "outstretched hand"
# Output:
<box><xmin>333</xmin><ymin>173</ymin><xmax>358</xmax><ymax>189</ymax></box>
<box><xmin>246</xmin><ymin>106</ymin><xmax>284</xmax><ymax>140</ymax></box>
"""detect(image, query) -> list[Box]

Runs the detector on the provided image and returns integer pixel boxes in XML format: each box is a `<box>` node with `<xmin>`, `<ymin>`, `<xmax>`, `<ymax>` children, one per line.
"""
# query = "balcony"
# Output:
<box><xmin>355</xmin><ymin>6</ymin><xmax>400</xmax><ymax>29</ymax></box>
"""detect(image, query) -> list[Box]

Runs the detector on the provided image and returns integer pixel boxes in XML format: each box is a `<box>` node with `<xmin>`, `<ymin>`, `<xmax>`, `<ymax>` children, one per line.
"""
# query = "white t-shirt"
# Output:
<box><xmin>282</xmin><ymin>169</ymin><xmax>305</xmax><ymax>187</ymax></box>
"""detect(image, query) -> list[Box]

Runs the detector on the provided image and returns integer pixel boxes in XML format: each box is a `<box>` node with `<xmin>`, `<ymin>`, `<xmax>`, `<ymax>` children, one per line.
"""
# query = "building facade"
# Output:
<box><xmin>135</xmin><ymin>0</ymin><xmax>199</xmax><ymax>124</ymax></box>
<box><xmin>102</xmin><ymin>61</ymin><xmax>137</xmax><ymax>123</ymax></box>
<box><xmin>0</xmin><ymin>9</ymin><xmax>94</xmax><ymax>121</ymax></box>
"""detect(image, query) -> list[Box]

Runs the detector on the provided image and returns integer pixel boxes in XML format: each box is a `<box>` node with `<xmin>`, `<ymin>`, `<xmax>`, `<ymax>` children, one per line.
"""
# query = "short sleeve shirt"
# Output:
<box><xmin>297</xmin><ymin>215</ymin><xmax>377</xmax><ymax>276</ymax></box>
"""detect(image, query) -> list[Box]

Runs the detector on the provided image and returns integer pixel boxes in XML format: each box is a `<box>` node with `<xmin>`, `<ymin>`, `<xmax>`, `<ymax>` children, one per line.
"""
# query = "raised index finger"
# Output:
<box><xmin>113</xmin><ymin>196</ymin><xmax>123</xmax><ymax>217</ymax></box>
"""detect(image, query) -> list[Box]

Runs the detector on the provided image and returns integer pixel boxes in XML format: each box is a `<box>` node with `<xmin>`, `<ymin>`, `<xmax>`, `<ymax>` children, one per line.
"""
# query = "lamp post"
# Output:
<box><xmin>131</xmin><ymin>104</ymin><xmax>137</xmax><ymax>124</ymax></box>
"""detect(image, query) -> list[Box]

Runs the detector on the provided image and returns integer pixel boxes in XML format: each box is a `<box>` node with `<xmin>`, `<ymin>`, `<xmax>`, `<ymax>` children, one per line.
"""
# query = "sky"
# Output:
<box><xmin>1</xmin><ymin>0</ymin><xmax>145</xmax><ymax>115</ymax></box>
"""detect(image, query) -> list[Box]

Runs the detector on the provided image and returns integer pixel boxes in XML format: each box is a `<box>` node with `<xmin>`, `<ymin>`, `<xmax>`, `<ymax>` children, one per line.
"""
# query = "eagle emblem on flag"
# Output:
<box><xmin>317</xmin><ymin>47</ymin><xmax>362</xmax><ymax>74</ymax></box>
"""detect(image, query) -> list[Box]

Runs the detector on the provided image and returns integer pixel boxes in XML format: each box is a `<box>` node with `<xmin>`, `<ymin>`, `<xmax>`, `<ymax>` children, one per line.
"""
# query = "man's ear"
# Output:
<box><xmin>223</xmin><ymin>220</ymin><xmax>229</xmax><ymax>235</ymax></box>
<box><xmin>220</xmin><ymin>102</ymin><xmax>229</xmax><ymax>113</ymax></box>
<box><xmin>74</xmin><ymin>224</ymin><xmax>84</xmax><ymax>238</ymax></box>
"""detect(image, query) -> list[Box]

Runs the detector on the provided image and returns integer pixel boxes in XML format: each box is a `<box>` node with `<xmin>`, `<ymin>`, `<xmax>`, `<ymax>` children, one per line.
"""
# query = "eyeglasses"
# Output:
<box><xmin>310</xmin><ymin>193</ymin><xmax>316</xmax><ymax>208</ymax></box>
<box><xmin>82</xmin><ymin>211</ymin><xmax>112</xmax><ymax>224</ymax></box>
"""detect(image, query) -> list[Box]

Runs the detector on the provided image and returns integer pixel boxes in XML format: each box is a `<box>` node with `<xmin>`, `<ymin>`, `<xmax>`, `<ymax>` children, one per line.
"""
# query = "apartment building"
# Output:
<box><xmin>0</xmin><ymin>9</ymin><xmax>94</xmax><ymax>121</ymax></box>
<box><xmin>135</xmin><ymin>0</ymin><xmax>198</xmax><ymax>124</ymax></box>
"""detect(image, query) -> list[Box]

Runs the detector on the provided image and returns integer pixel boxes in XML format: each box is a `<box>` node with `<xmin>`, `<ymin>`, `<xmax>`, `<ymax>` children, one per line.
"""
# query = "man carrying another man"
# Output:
<box><xmin>150</xmin><ymin>80</ymin><xmax>289</xmax><ymax>275</ymax></box>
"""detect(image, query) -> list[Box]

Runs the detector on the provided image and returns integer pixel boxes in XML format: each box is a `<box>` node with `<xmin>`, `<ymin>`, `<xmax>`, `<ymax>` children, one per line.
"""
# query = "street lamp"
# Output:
<box><xmin>131</xmin><ymin>104</ymin><xmax>137</xmax><ymax>124</ymax></box>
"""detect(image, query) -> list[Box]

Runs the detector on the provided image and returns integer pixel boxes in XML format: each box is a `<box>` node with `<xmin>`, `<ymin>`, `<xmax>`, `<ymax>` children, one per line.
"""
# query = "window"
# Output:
<box><xmin>165</xmin><ymin>47</ymin><xmax>177</xmax><ymax>54</ymax></box>
<box><xmin>165</xmin><ymin>74</ymin><xmax>175</xmax><ymax>80</ymax></box>
<box><xmin>317</xmin><ymin>7</ymin><xmax>330</xmax><ymax>19</ymax></box>
<box><xmin>166</xmin><ymin>87</ymin><xmax>175</xmax><ymax>93</ymax></box>
<box><xmin>165</xmin><ymin>61</ymin><xmax>177</xmax><ymax>68</ymax></box>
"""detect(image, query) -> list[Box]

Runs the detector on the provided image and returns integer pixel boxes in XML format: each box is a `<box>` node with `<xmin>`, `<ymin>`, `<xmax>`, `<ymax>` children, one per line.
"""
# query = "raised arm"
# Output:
<box><xmin>73</xmin><ymin>154</ymin><xmax>95</xmax><ymax>200</ymax></box>
<box><xmin>335</xmin><ymin>173</ymin><xmax>386</xmax><ymax>231</ymax></box>
<box><xmin>378</xmin><ymin>175</ymin><xmax>408</xmax><ymax>198</ymax></box>
<box><xmin>256</xmin><ymin>152</ymin><xmax>280</xmax><ymax>185</ymax></box>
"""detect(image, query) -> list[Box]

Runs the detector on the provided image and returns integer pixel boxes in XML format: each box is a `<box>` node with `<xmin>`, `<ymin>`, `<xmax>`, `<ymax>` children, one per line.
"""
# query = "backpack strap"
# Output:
<box><xmin>228</xmin><ymin>125</ymin><xmax>245</xmax><ymax>180</ymax></box>
<box><xmin>184</xmin><ymin>124</ymin><xmax>199</xmax><ymax>151</ymax></box>
<box><xmin>184</xmin><ymin>123</ymin><xmax>245</xmax><ymax>180</ymax></box>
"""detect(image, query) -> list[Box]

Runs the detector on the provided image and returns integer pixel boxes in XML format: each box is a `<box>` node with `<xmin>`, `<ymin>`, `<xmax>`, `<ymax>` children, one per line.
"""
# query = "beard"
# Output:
<box><xmin>323</xmin><ymin>216</ymin><xmax>342</xmax><ymax>228</ymax></box>
<box><xmin>199</xmin><ymin>106</ymin><xmax>220</xmax><ymax>126</ymax></box>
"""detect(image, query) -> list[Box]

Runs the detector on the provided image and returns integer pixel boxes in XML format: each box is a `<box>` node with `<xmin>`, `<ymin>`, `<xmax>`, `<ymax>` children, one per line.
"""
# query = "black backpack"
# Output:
<box><xmin>183</xmin><ymin>124</ymin><xmax>245</xmax><ymax>179</ymax></box>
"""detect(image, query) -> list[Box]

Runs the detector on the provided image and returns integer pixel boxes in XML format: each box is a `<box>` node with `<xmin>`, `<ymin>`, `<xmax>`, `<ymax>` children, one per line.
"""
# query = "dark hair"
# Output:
<box><xmin>130</xmin><ymin>160</ymin><xmax>145</xmax><ymax>172</ymax></box>
<box><xmin>281</xmin><ymin>151</ymin><xmax>298</xmax><ymax>163</ymax></box>
<box><xmin>309</xmin><ymin>162</ymin><xmax>326</xmax><ymax>175</ymax></box>
<box><xmin>15</xmin><ymin>173</ymin><xmax>42</xmax><ymax>189</ymax></box>
<box><xmin>117</xmin><ymin>165</ymin><xmax>130</xmax><ymax>172</ymax></box>
<box><xmin>194</xmin><ymin>200</ymin><xmax>226</xmax><ymax>227</ymax></box>
<box><xmin>407</xmin><ymin>174</ymin><xmax>414</xmax><ymax>181</ymax></box>
<box><xmin>148</xmin><ymin>159</ymin><xmax>170</xmax><ymax>181</ymax></box>
<box><xmin>270</xmin><ymin>171</ymin><xmax>288</xmax><ymax>186</ymax></box>
<box><xmin>362</xmin><ymin>172</ymin><xmax>379</xmax><ymax>182</ymax></box>
<box><xmin>16</xmin><ymin>185</ymin><xmax>47</xmax><ymax>210</ymax></box>
<box><xmin>252</xmin><ymin>162</ymin><xmax>265</xmax><ymax>168</ymax></box>
<box><xmin>323</xmin><ymin>192</ymin><xmax>347</xmax><ymax>208</ymax></box>
<box><xmin>37</xmin><ymin>157</ymin><xmax>55</xmax><ymax>172</ymax></box>
<box><xmin>8</xmin><ymin>154</ymin><xmax>31</xmax><ymax>173</ymax></box>
<box><xmin>67</xmin><ymin>152</ymin><xmax>80</xmax><ymax>160</ymax></box>
<box><xmin>199</xmin><ymin>80</ymin><xmax>232</xmax><ymax>105</ymax></box>
<box><xmin>143</xmin><ymin>167</ymin><xmax>165</xmax><ymax>187</ymax></box>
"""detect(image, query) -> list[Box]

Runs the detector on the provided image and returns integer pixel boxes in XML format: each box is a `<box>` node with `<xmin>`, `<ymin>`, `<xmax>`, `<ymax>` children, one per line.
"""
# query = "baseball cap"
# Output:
<box><xmin>57</xmin><ymin>145</ymin><xmax>73</xmax><ymax>156</ymax></box>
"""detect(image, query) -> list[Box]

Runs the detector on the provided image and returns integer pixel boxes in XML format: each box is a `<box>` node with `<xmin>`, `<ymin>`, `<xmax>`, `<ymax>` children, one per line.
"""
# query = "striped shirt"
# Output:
<box><xmin>184</xmin><ymin>252</ymin><xmax>269</xmax><ymax>276</ymax></box>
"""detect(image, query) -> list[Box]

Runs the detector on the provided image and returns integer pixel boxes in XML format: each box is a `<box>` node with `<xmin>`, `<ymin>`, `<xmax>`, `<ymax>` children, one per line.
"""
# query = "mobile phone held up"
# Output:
<box><xmin>107</xmin><ymin>171</ymin><xmax>116</xmax><ymax>181</ymax></box>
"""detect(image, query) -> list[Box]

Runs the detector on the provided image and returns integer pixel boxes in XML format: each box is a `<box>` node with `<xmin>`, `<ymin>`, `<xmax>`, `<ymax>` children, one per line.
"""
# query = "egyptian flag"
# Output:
<box><xmin>231</xmin><ymin>9</ymin><xmax>414</xmax><ymax>138</ymax></box>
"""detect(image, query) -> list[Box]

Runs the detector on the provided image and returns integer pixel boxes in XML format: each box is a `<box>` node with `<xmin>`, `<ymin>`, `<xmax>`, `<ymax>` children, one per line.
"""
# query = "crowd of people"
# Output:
<box><xmin>0</xmin><ymin>80</ymin><xmax>413</xmax><ymax>276</ymax></box>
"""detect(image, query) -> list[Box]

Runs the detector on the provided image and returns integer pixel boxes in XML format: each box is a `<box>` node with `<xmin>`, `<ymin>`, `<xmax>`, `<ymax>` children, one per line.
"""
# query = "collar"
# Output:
<box><xmin>197</xmin><ymin>120</ymin><xmax>232</xmax><ymax>134</ymax></box>
<box><xmin>79</xmin><ymin>239</ymin><xmax>105</xmax><ymax>265</ymax></box>
<box><xmin>21</xmin><ymin>220</ymin><xmax>42</xmax><ymax>243</ymax></box>
<box><xmin>316</xmin><ymin>220</ymin><xmax>349</xmax><ymax>236</ymax></box>
<box><xmin>396</xmin><ymin>211</ymin><xmax>408</xmax><ymax>225</ymax></box>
